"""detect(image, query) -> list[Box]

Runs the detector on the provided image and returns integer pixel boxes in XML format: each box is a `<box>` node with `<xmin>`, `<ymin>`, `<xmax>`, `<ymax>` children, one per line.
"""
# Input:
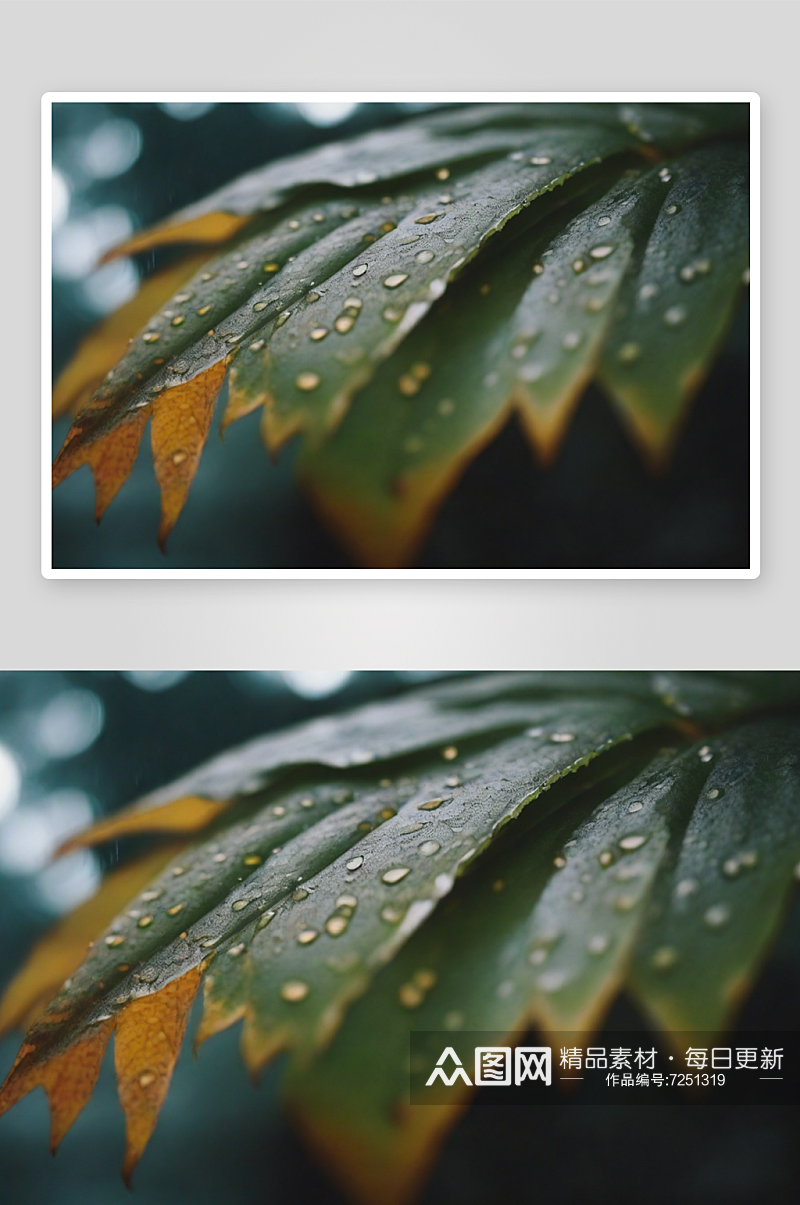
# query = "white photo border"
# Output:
<box><xmin>41</xmin><ymin>91</ymin><xmax>760</xmax><ymax>581</ymax></box>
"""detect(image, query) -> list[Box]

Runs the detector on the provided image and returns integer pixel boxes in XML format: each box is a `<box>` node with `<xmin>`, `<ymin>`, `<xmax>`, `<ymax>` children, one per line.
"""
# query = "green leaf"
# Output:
<box><xmin>52</xmin><ymin>103</ymin><xmax>749</xmax><ymax>557</ymax></box>
<box><xmin>598</xmin><ymin>142</ymin><xmax>750</xmax><ymax>457</ymax></box>
<box><xmin>629</xmin><ymin>715</ymin><xmax>800</xmax><ymax>1037</ymax></box>
<box><xmin>4</xmin><ymin>672</ymin><xmax>794</xmax><ymax>1199</ymax></box>
<box><xmin>296</xmin><ymin>163</ymin><xmax>665</xmax><ymax>565</ymax></box>
<box><xmin>113</xmin><ymin>102</ymin><xmax>747</xmax><ymax>242</ymax></box>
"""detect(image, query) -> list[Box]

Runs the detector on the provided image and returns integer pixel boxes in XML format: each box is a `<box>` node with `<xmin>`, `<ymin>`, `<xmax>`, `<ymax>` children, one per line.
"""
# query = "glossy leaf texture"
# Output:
<box><xmin>2</xmin><ymin>673</ymin><xmax>794</xmax><ymax>1199</ymax></box>
<box><xmin>52</xmin><ymin>103</ymin><xmax>749</xmax><ymax>559</ymax></box>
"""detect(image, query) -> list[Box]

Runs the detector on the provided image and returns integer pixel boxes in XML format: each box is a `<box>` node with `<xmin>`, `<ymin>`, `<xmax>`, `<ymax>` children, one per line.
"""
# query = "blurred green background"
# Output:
<box><xmin>50</xmin><ymin>102</ymin><xmax>751</xmax><ymax>570</ymax></box>
<box><xmin>0</xmin><ymin>672</ymin><xmax>796</xmax><ymax>1204</ymax></box>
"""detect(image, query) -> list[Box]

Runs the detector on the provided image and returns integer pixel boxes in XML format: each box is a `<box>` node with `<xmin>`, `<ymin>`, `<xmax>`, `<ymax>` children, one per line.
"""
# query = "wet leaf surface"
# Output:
<box><xmin>599</xmin><ymin>143</ymin><xmax>750</xmax><ymax>456</ymax></box>
<box><xmin>3</xmin><ymin>673</ymin><xmax>794</xmax><ymax>1197</ymax></box>
<box><xmin>51</xmin><ymin>104</ymin><xmax>749</xmax><ymax>557</ymax></box>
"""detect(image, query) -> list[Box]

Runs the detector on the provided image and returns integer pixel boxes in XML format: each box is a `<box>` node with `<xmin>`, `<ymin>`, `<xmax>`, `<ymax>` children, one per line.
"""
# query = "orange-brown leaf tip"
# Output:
<box><xmin>287</xmin><ymin>1093</ymin><xmax>467</xmax><ymax>1205</ymax></box>
<box><xmin>194</xmin><ymin>978</ymin><xmax>246</xmax><ymax>1052</ymax></box>
<box><xmin>220</xmin><ymin>368</ymin><xmax>268</xmax><ymax>436</ymax></box>
<box><xmin>115</xmin><ymin>965</ymin><xmax>204</xmax><ymax>1183</ymax></box>
<box><xmin>56</xmin><ymin>796</ymin><xmax>229</xmax><ymax>857</ymax></box>
<box><xmin>52</xmin><ymin>409</ymin><xmax>151</xmax><ymax>523</ymax></box>
<box><xmin>513</xmin><ymin>380</ymin><xmax>591</xmax><ymax>466</ymax></box>
<box><xmin>100</xmin><ymin>212</ymin><xmax>252</xmax><ymax>265</ymax></box>
<box><xmin>0</xmin><ymin>1022</ymin><xmax>114</xmax><ymax>1153</ymax></box>
<box><xmin>239</xmin><ymin>1015</ymin><xmax>287</xmax><ymax>1081</ymax></box>
<box><xmin>150</xmin><ymin>361</ymin><xmax>229</xmax><ymax>550</ymax></box>
<box><xmin>52</xmin><ymin>255</ymin><xmax>211</xmax><ymax>418</ymax></box>
<box><xmin>0</xmin><ymin>846</ymin><xmax>183</xmax><ymax>1042</ymax></box>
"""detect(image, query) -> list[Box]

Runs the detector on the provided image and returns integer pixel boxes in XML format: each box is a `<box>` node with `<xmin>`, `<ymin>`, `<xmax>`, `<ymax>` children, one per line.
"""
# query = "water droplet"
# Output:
<box><xmin>597</xmin><ymin>216</ymin><xmax>612</xmax><ymax>227</ymax></box>
<box><xmin>676</xmin><ymin>878</ymin><xmax>698</xmax><ymax>898</ymax></box>
<box><xmin>415</xmin><ymin>213</ymin><xmax>444</xmax><ymax>226</ymax></box>
<box><xmin>549</xmin><ymin>732</ymin><xmax>575</xmax><ymax>743</ymax></box>
<box><xmin>398</xmin><ymin>982</ymin><xmax>424</xmax><ymax>1008</ymax></box>
<box><xmin>704</xmin><ymin>904</ymin><xmax>730</xmax><ymax>928</ymax></box>
<box><xmin>739</xmin><ymin>850</ymin><xmax>759</xmax><ymax>868</ymax></box>
<box><xmin>532</xmin><ymin>263</ymin><xmax>545</xmax><ymax>275</ymax></box>
<box><xmin>335</xmin><ymin>315</ymin><xmax>355</xmax><ymax>334</ymax></box>
<box><xmin>263</xmin><ymin>262</ymin><xmax>280</xmax><ymax>273</ymax></box>
<box><xmin>212</xmin><ymin>853</ymin><xmax>227</xmax><ymax>863</ymax></box>
<box><xmin>295</xmin><ymin>372</ymin><xmax>321</xmax><ymax>391</ymax></box>
<box><xmin>232</xmin><ymin>900</ymin><xmax>249</xmax><ymax>912</ymax></box>
<box><xmin>666</xmin><ymin>204</ymin><xmax>681</xmax><ymax>215</ymax></box>
<box><xmin>553</xmin><ymin>855</ymin><xmax>567</xmax><ymax>869</ymax></box>
<box><xmin>292</xmin><ymin>887</ymin><xmax>309</xmax><ymax>901</ymax></box>
<box><xmin>138</xmin><ymin>1072</ymin><xmax>157</xmax><ymax>1088</ymax></box>
<box><xmin>519</xmin><ymin>362</ymin><xmax>544</xmax><ymax>383</ymax></box>
<box><xmin>530</xmin><ymin>156</ymin><xmax>551</xmax><ymax>165</ymax></box>
<box><xmin>257</xmin><ymin>910</ymin><xmax>276</xmax><ymax>930</ymax></box>
<box><xmin>381</xmin><ymin>904</ymin><xmax>405</xmax><ymax>924</ymax></box>
<box><xmin>143</xmin><ymin>332</ymin><xmax>160</xmax><ymax>343</ymax></box>
<box><xmin>346</xmin><ymin>856</ymin><xmax>364</xmax><ymax>872</ymax></box>
<box><xmin>398</xmin><ymin>374</ymin><xmax>420</xmax><ymax>397</ymax></box>
<box><xmin>652</xmin><ymin>946</ymin><xmax>678</xmax><ymax>970</ymax></box>
<box><xmin>722</xmin><ymin>858</ymin><xmax>741</xmax><ymax>878</ymax></box>
<box><xmin>562</xmin><ymin>332</ymin><xmax>582</xmax><ymax>350</ymax></box>
<box><xmin>243</xmin><ymin>855</ymin><xmax>262</xmax><ymax>867</ymax></box>
<box><xmin>529</xmin><ymin>948</ymin><xmax>548</xmax><ymax>966</ymax></box>
<box><xmin>628</xmin><ymin>801</ymin><xmax>643</xmax><ymax>813</ymax></box>
<box><xmin>587</xmin><ymin>934</ymin><xmax>609</xmax><ymax>955</ymax></box>
<box><xmin>572</xmin><ymin>259</ymin><xmax>585</xmax><ymax>274</ymax></box>
<box><xmin>167</xmin><ymin>903</ymin><xmax>184</xmax><ymax>916</ymax></box>
<box><xmin>589</xmin><ymin>246</ymin><xmax>614</xmax><ymax>259</ymax></box>
<box><xmin>415</xmin><ymin>249</ymin><xmax>435</xmax><ymax>264</ymax></box>
<box><xmin>418</xmin><ymin>797</ymin><xmax>448</xmax><ymax>811</ymax></box>
<box><xmin>249</xmin><ymin>340</ymin><xmax>265</xmax><ymax>352</ymax></box>
<box><xmin>658</xmin><ymin>167</ymin><xmax>672</xmax><ymax>182</ymax></box>
<box><xmin>419</xmin><ymin>840</ymin><xmax>440</xmax><ymax>857</ymax></box>
<box><xmin>599</xmin><ymin>850</ymin><xmax>614</xmax><ymax>867</ymax></box>
<box><xmin>310</xmin><ymin>327</ymin><xmax>328</xmax><ymax>341</ymax></box>
<box><xmin>617</xmin><ymin>343</ymin><xmax>641</xmax><ymax>364</ymax></box>
<box><xmin>281</xmin><ymin>980</ymin><xmax>309</xmax><ymax>1002</ymax></box>
<box><xmin>384</xmin><ymin>273</ymin><xmax>409</xmax><ymax>289</ymax></box>
<box><xmin>382</xmin><ymin>867</ymin><xmax>411</xmax><ymax>884</ymax></box>
<box><xmin>639</xmin><ymin>283</ymin><xmax>659</xmax><ymax>301</ymax></box>
<box><xmin>138</xmin><ymin>915</ymin><xmax>153</xmax><ymax>928</ymax></box>
<box><xmin>614</xmin><ymin>893</ymin><xmax>637</xmax><ymax>912</ymax></box>
<box><xmin>306</xmin><ymin>291</ymin><xmax>321</xmax><ymax>303</ymax></box>
<box><xmin>325</xmin><ymin>915</ymin><xmax>348</xmax><ymax>936</ymax></box>
<box><xmin>538</xmin><ymin>969</ymin><xmax>566</xmax><ymax>994</ymax></box>
<box><xmin>105</xmin><ymin>934</ymin><xmax>125</xmax><ymax>947</ymax></box>
<box><xmin>679</xmin><ymin>265</ymin><xmax>696</xmax><ymax>283</ymax></box>
<box><xmin>142</xmin><ymin>889</ymin><xmax>162</xmax><ymax>902</ymax></box>
<box><xmin>441</xmin><ymin>746</ymin><xmax>458</xmax><ymax>761</ymax></box>
<box><xmin>619</xmin><ymin>835</ymin><xmax>647</xmax><ymax>851</ymax></box>
<box><xmin>698</xmin><ymin>745</ymin><xmax>713</xmax><ymax>763</ymax></box>
<box><xmin>297</xmin><ymin>928</ymin><xmax>319</xmax><ymax>945</ymax></box>
<box><xmin>275</xmin><ymin>310</ymin><xmax>292</xmax><ymax>327</ymax></box>
<box><xmin>435</xmin><ymin>168</ymin><xmax>450</xmax><ymax>180</ymax></box>
<box><xmin>706</xmin><ymin>788</ymin><xmax>721</xmax><ymax>800</ymax></box>
<box><xmin>664</xmin><ymin>306</ymin><xmax>687</xmax><ymax>327</ymax></box>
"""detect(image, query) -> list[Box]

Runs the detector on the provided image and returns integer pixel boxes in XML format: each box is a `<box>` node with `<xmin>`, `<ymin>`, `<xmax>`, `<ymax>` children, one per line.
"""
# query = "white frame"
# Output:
<box><xmin>41</xmin><ymin>92</ymin><xmax>760</xmax><ymax>580</ymax></box>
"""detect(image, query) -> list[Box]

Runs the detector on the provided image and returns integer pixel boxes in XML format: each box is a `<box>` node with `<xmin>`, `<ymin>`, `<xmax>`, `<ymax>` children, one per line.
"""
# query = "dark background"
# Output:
<box><xmin>50</xmin><ymin>102</ymin><xmax>751</xmax><ymax>570</ymax></box>
<box><xmin>0</xmin><ymin>673</ymin><xmax>796</xmax><ymax>1205</ymax></box>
